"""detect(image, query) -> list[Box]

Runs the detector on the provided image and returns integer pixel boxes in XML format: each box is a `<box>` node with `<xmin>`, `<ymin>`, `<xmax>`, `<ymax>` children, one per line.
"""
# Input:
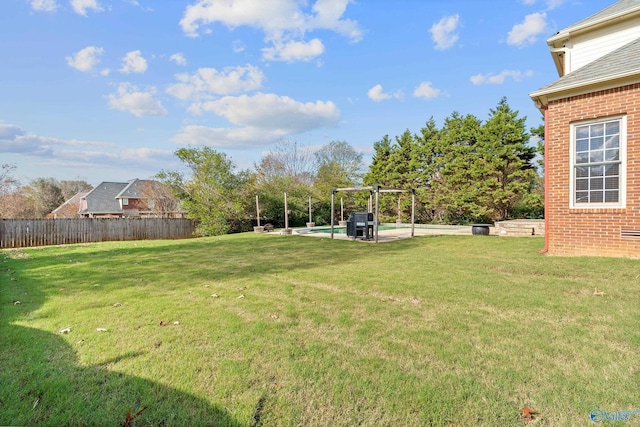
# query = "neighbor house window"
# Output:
<box><xmin>571</xmin><ymin>116</ymin><xmax>626</xmax><ymax>208</ymax></box>
<box><xmin>122</xmin><ymin>198</ymin><xmax>129</xmax><ymax>206</ymax></box>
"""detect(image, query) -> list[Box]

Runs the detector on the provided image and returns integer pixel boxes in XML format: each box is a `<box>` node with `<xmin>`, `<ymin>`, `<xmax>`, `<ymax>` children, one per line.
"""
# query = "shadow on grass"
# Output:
<box><xmin>0</xmin><ymin>256</ymin><xmax>244</xmax><ymax>427</ymax></box>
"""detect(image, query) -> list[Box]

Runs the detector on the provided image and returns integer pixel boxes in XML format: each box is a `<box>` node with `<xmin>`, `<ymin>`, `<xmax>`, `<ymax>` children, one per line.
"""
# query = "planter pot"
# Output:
<box><xmin>306</xmin><ymin>222</ymin><xmax>315</xmax><ymax>228</ymax></box>
<box><xmin>280</xmin><ymin>228</ymin><xmax>293</xmax><ymax>235</ymax></box>
<box><xmin>471</xmin><ymin>224</ymin><xmax>491</xmax><ymax>235</ymax></box>
<box><xmin>253</xmin><ymin>226</ymin><xmax>265</xmax><ymax>233</ymax></box>
<box><xmin>338</xmin><ymin>220</ymin><xmax>348</xmax><ymax>227</ymax></box>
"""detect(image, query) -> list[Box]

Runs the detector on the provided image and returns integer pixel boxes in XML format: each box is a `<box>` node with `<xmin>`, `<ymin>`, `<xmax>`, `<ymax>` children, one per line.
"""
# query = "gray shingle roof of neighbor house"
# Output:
<box><xmin>115</xmin><ymin>178</ymin><xmax>158</xmax><ymax>199</ymax></box>
<box><xmin>549</xmin><ymin>0</ymin><xmax>640</xmax><ymax>43</ymax></box>
<box><xmin>529</xmin><ymin>36</ymin><xmax>640</xmax><ymax>101</ymax></box>
<box><xmin>79</xmin><ymin>181</ymin><xmax>128</xmax><ymax>214</ymax></box>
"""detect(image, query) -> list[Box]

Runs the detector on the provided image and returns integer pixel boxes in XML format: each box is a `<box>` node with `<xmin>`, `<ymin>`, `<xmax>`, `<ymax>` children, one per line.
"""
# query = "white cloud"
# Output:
<box><xmin>120</xmin><ymin>50</ymin><xmax>148</xmax><ymax>74</ymax></box>
<box><xmin>262</xmin><ymin>38</ymin><xmax>325</xmax><ymax>62</ymax></box>
<box><xmin>107</xmin><ymin>83</ymin><xmax>167</xmax><ymax>117</ymax></box>
<box><xmin>179</xmin><ymin>0</ymin><xmax>362</xmax><ymax>62</ymax></box>
<box><xmin>545</xmin><ymin>0</ymin><xmax>567</xmax><ymax>9</ymax></box>
<box><xmin>172</xmin><ymin>125</ymin><xmax>286</xmax><ymax>148</ymax></box>
<box><xmin>430</xmin><ymin>14</ymin><xmax>460</xmax><ymax>51</ymax></box>
<box><xmin>31</xmin><ymin>0</ymin><xmax>58</xmax><ymax>12</ymax></box>
<box><xmin>70</xmin><ymin>0</ymin><xmax>103</xmax><ymax>16</ymax></box>
<box><xmin>470</xmin><ymin>69</ymin><xmax>534</xmax><ymax>85</ymax></box>
<box><xmin>192</xmin><ymin>93</ymin><xmax>339</xmax><ymax>131</ymax></box>
<box><xmin>0</xmin><ymin>121</ymin><xmax>111</xmax><ymax>156</ymax></box>
<box><xmin>508</xmin><ymin>12</ymin><xmax>547</xmax><ymax>47</ymax></box>
<box><xmin>367</xmin><ymin>84</ymin><xmax>402</xmax><ymax>102</ymax></box>
<box><xmin>166</xmin><ymin>65</ymin><xmax>264</xmax><ymax>101</ymax></box>
<box><xmin>413</xmin><ymin>82</ymin><xmax>442</xmax><ymax>100</ymax></box>
<box><xmin>232</xmin><ymin>40</ymin><xmax>246</xmax><ymax>53</ymax></box>
<box><xmin>307</xmin><ymin>0</ymin><xmax>362</xmax><ymax>42</ymax></box>
<box><xmin>170</xmin><ymin>53</ymin><xmax>187</xmax><ymax>66</ymax></box>
<box><xmin>521</xmin><ymin>0</ymin><xmax>566</xmax><ymax>9</ymax></box>
<box><xmin>174</xmin><ymin>92</ymin><xmax>340</xmax><ymax>148</ymax></box>
<box><xmin>66</xmin><ymin>46</ymin><xmax>104</xmax><ymax>73</ymax></box>
<box><xmin>0</xmin><ymin>121</ymin><xmax>177</xmax><ymax>176</ymax></box>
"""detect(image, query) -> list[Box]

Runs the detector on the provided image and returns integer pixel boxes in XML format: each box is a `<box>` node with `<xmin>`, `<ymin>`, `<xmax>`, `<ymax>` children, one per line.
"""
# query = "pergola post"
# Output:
<box><xmin>411</xmin><ymin>190</ymin><xmax>416</xmax><ymax>237</ymax></box>
<box><xmin>374</xmin><ymin>186</ymin><xmax>380</xmax><ymax>243</ymax></box>
<box><xmin>330</xmin><ymin>190</ymin><xmax>335</xmax><ymax>239</ymax></box>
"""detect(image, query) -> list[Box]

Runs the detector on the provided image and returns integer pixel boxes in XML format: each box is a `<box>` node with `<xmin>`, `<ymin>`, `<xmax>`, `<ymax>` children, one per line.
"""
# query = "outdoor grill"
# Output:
<box><xmin>346</xmin><ymin>212</ymin><xmax>374</xmax><ymax>240</ymax></box>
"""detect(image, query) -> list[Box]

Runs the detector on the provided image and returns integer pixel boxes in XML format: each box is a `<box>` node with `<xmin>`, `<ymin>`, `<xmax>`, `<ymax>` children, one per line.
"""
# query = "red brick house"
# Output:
<box><xmin>78</xmin><ymin>179</ymin><xmax>182</xmax><ymax>218</ymax></box>
<box><xmin>530</xmin><ymin>0</ymin><xmax>640</xmax><ymax>257</ymax></box>
<box><xmin>50</xmin><ymin>190</ymin><xmax>89</xmax><ymax>218</ymax></box>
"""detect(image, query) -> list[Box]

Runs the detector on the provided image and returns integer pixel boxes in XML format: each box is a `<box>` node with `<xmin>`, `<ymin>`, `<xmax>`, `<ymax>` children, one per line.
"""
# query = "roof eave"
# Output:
<box><xmin>548</xmin><ymin>8</ymin><xmax>640</xmax><ymax>45</ymax></box>
<box><xmin>530</xmin><ymin>72</ymin><xmax>640</xmax><ymax>107</ymax></box>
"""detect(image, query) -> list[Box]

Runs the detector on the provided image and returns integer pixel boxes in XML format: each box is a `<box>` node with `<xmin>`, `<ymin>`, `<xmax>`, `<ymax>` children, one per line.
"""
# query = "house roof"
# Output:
<box><xmin>51</xmin><ymin>190</ymin><xmax>88</xmax><ymax>214</ymax></box>
<box><xmin>530</xmin><ymin>36</ymin><xmax>640</xmax><ymax>104</ymax></box>
<box><xmin>549</xmin><ymin>0</ymin><xmax>640</xmax><ymax>44</ymax></box>
<box><xmin>115</xmin><ymin>178</ymin><xmax>160</xmax><ymax>199</ymax></box>
<box><xmin>79</xmin><ymin>181</ymin><xmax>128</xmax><ymax>214</ymax></box>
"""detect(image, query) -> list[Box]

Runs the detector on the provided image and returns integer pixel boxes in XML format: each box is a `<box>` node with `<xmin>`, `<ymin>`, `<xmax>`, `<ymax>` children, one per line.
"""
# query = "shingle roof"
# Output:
<box><xmin>530</xmin><ymin>36</ymin><xmax>640</xmax><ymax>99</ymax></box>
<box><xmin>115</xmin><ymin>179</ymin><xmax>159</xmax><ymax>199</ymax></box>
<box><xmin>80</xmin><ymin>182</ymin><xmax>128</xmax><ymax>214</ymax></box>
<box><xmin>52</xmin><ymin>191</ymin><xmax>88</xmax><ymax>214</ymax></box>
<box><xmin>550</xmin><ymin>0</ymin><xmax>640</xmax><ymax>42</ymax></box>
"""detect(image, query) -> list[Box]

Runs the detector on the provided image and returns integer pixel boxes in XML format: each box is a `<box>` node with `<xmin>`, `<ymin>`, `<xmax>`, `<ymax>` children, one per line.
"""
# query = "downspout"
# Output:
<box><xmin>539</xmin><ymin>104</ymin><xmax>549</xmax><ymax>254</ymax></box>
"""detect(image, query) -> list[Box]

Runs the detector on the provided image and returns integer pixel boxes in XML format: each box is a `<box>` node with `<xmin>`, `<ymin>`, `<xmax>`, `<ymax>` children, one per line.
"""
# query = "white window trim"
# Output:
<box><xmin>569</xmin><ymin>115</ymin><xmax>627</xmax><ymax>209</ymax></box>
<box><xmin>121</xmin><ymin>198</ymin><xmax>129</xmax><ymax>206</ymax></box>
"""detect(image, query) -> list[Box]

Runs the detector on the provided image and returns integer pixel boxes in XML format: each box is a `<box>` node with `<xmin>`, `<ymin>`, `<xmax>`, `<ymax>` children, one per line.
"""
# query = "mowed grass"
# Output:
<box><xmin>1</xmin><ymin>233</ymin><xmax>640</xmax><ymax>426</ymax></box>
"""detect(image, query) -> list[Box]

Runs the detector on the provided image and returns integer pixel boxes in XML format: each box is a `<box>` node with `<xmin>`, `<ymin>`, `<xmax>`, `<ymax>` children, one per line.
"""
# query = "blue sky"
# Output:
<box><xmin>1</xmin><ymin>0</ymin><xmax>615</xmax><ymax>186</ymax></box>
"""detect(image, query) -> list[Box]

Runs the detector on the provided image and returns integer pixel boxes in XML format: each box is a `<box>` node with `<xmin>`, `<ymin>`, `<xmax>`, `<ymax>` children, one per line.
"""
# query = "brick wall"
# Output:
<box><xmin>546</xmin><ymin>83</ymin><xmax>640</xmax><ymax>257</ymax></box>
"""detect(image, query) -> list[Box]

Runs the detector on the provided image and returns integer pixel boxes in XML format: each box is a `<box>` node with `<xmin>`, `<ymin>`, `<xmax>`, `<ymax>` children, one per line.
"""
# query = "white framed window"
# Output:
<box><xmin>570</xmin><ymin>115</ymin><xmax>626</xmax><ymax>208</ymax></box>
<box><xmin>121</xmin><ymin>198</ymin><xmax>129</xmax><ymax>206</ymax></box>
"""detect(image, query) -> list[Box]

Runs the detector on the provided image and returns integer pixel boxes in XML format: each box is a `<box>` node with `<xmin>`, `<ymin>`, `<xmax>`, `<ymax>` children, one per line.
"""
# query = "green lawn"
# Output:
<box><xmin>1</xmin><ymin>234</ymin><xmax>639</xmax><ymax>426</ymax></box>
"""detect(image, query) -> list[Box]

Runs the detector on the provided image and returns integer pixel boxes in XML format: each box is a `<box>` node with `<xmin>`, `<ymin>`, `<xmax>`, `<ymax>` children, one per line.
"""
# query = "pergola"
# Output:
<box><xmin>330</xmin><ymin>186</ymin><xmax>415</xmax><ymax>243</ymax></box>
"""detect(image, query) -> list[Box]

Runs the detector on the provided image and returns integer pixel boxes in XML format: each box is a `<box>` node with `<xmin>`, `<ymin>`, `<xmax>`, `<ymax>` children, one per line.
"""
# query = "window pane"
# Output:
<box><xmin>576</xmin><ymin>178</ymin><xmax>588</xmax><ymax>191</ymax></box>
<box><xmin>576</xmin><ymin>153</ymin><xmax>589</xmax><ymax>164</ymax></box>
<box><xmin>605</xmin><ymin>149</ymin><xmax>619</xmax><ymax>161</ymax></box>
<box><xmin>591</xmin><ymin>165</ymin><xmax>604</xmax><ymax>177</ymax></box>
<box><xmin>605</xmin><ymin>121</ymin><xmax>619</xmax><ymax>135</ymax></box>
<box><xmin>576</xmin><ymin>166</ymin><xmax>589</xmax><ymax>178</ymax></box>
<box><xmin>590</xmin><ymin>191</ymin><xmax>603</xmax><ymax>203</ymax></box>
<box><xmin>576</xmin><ymin>192</ymin><xmax>589</xmax><ymax>203</ymax></box>
<box><xmin>605</xmin><ymin>135</ymin><xmax>619</xmax><ymax>148</ymax></box>
<box><xmin>605</xmin><ymin>164</ymin><xmax>619</xmax><ymax>176</ymax></box>
<box><xmin>605</xmin><ymin>177</ymin><xmax>619</xmax><ymax>190</ymax></box>
<box><xmin>591</xmin><ymin>178</ymin><xmax>604</xmax><ymax>190</ymax></box>
<box><xmin>576</xmin><ymin>126</ymin><xmax>590</xmax><ymax>139</ymax></box>
<box><xmin>605</xmin><ymin>191</ymin><xmax>619</xmax><ymax>203</ymax></box>
<box><xmin>576</xmin><ymin>139</ymin><xmax>589</xmax><ymax>152</ymax></box>
<box><xmin>591</xmin><ymin>124</ymin><xmax>604</xmax><ymax>137</ymax></box>
<box><xmin>590</xmin><ymin>137</ymin><xmax>604</xmax><ymax>151</ymax></box>
<box><xmin>589</xmin><ymin>150</ymin><xmax>604</xmax><ymax>163</ymax></box>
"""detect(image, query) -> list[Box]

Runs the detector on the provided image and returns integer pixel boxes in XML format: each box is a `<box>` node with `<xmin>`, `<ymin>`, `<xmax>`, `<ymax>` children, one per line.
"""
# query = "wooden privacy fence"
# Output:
<box><xmin>0</xmin><ymin>218</ymin><xmax>196</xmax><ymax>249</ymax></box>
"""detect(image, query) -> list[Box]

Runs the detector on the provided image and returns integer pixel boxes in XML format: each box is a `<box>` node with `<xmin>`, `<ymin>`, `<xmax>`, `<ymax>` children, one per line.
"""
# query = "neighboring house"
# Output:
<box><xmin>50</xmin><ymin>190</ymin><xmax>89</xmax><ymax>218</ymax></box>
<box><xmin>529</xmin><ymin>0</ymin><xmax>640</xmax><ymax>257</ymax></box>
<box><xmin>78</xmin><ymin>179</ymin><xmax>182</xmax><ymax>218</ymax></box>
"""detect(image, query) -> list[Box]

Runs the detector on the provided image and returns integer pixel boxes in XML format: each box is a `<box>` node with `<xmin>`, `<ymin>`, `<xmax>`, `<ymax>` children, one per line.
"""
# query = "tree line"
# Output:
<box><xmin>1</xmin><ymin>98</ymin><xmax>544</xmax><ymax>235</ymax></box>
<box><xmin>0</xmin><ymin>164</ymin><xmax>91</xmax><ymax>219</ymax></box>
